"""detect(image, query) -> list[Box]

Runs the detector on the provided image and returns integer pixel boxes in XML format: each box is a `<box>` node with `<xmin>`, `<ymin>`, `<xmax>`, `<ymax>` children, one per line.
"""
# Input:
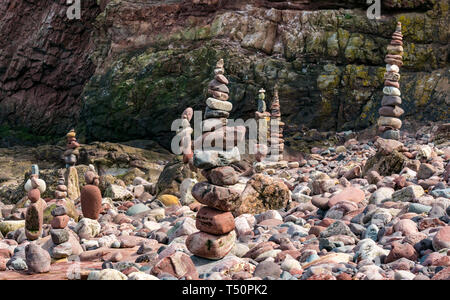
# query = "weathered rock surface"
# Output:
<box><xmin>234</xmin><ymin>174</ymin><xmax>290</xmax><ymax>216</ymax></box>
<box><xmin>1</xmin><ymin>1</ymin><xmax>448</xmax><ymax>146</ymax></box>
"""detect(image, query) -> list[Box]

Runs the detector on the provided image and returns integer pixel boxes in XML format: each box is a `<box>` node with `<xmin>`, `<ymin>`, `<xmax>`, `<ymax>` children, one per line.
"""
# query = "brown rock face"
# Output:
<box><xmin>1</xmin><ymin>0</ymin><xmax>446</xmax><ymax>146</ymax></box>
<box><xmin>80</xmin><ymin>185</ymin><xmax>102</xmax><ymax>220</ymax></box>
<box><xmin>234</xmin><ymin>174</ymin><xmax>290</xmax><ymax>216</ymax></box>
<box><xmin>196</xmin><ymin>207</ymin><xmax>235</xmax><ymax>235</ymax></box>
<box><xmin>0</xmin><ymin>0</ymin><xmax>101</xmax><ymax>141</ymax></box>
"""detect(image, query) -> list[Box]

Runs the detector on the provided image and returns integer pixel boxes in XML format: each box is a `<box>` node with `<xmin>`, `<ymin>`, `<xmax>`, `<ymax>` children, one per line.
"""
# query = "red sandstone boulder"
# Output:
<box><xmin>186</xmin><ymin>230</ymin><xmax>236</xmax><ymax>260</ymax></box>
<box><xmin>385</xmin><ymin>241</ymin><xmax>418</xmax><ymax>263</ymax></box>
<box><xmin>196</xmin><ymin>207</ymin><xmax>235</xmax><ymax>235</ymax></box>
<box><xmin>151</xmin><ymin>251</ymin><xmax>199</xmax><ymax>279</ymax></box>
<box><xmin>81</xmin><ymin>184</ymin><xmax>103</xmax><ymax>220</ymax></box>
<box><xmin>328</xmin><ymin>187</ymin><xmax>365</xmax><ymax>208</ymax></box>
<box><xmin>192</xmin><ymin>182</ymin><xmax>241</xmax><ymax>212</ymax></box>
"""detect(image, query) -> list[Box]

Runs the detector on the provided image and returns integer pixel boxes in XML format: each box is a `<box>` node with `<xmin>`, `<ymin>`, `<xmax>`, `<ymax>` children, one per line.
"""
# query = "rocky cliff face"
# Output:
<box><xmin>0</xmin><ymin>0</ymin><xmax>100</xmax><ymax>145</ymax></box>
<box><xmin>0</xmin><ymin>0</ymin><xmax>448</xmax><ymax>147</ymax></box>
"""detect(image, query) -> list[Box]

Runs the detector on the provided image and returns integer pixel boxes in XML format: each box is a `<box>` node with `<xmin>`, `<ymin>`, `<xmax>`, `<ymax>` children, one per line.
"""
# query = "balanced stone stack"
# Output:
<box><xmin>54</xmin><ymin>171</ymin><xmax>68</xmax><ymax>201</ymax></box>
<box><xmin>254</xmin><ymin>88</ymin><xmax>270</xmax><ymax>162</ymax></box>
<box><xmin>24</xmin><ymin>164</ymin><xmax>46</xmax><ymax>194</ymax></box>
<box><xmin>378</xmin><ymin>22</ymin><xmax>405</xmax><ymax>141</ymax></box>
<box><xmin>50</xmin><ymin>173</ymin><xmax>71</xmax><ymax>229</ymax></box>
<box><xmin>49</xmin><ymin>205</ymin><xmax>72</xmax><ymax>259</ymax></box>
<box><xmin>63</xmin><ymin>130</ymin><xmax>81</xmax><ymax>201</ymax></box>
<box><xmin>50</xmin><ymin>205</ymin><xmax>69</xmax><ymax>232</ymax></box>
<box><xmin>179</xmin><ymin>107</ymin><xmax>194</xmax><ymax>164</ymax></box>
<box><xmin>187</xmin><ymin>59</ymin><xmax>245</xmax><ymax>260</ymax></box>
<box><xmin>80</xmin><ymin>165</ymin><xmax>102</xmax><ymax>220</ymax></box>
<box><xmin>267</xmin><ymin>87</ymin><xmax>285</xmax><ymax>162</ymax></box>
<box><xmin>24</xmin><ymin>166</ymin><xmax>47</xmax><ymax>241</ymax></box>
<box><xmin>63</xmin><ymin>129</ymin><xmax>80</xmax><ymax>168</ymax></box>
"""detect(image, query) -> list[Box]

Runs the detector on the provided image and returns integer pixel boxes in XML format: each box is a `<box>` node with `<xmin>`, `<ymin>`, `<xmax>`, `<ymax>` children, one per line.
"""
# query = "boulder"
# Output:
<box><xmin>186</xmin><ymin>230</ymin><xmax>236</xmax><ymax>260</ymax></box>
<box><xmin>151</xmin><ymin>252</ymin><xmax>198</xmax><ymax>279</ymax></box>
<box><xmin>234</xmin><ymin>174</ymin><xmax>290</xmax><ymax>216</ymax></box>
<box><xmin>363</xmin><ymin>150</ymin><xmax>407</xmax><ymax>176</ymax></box>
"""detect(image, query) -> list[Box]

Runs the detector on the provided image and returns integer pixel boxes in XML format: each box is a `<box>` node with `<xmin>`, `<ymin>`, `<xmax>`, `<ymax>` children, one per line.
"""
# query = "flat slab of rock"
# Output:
<box><xmin>0</xmin><ymin>261</ymin><xmax>102</xmax><ymax>280</ymax></box>
<box><xmin>328</xmin><ymin>187</ymin><xmax>365</xmax><ymax>208</ymax></box>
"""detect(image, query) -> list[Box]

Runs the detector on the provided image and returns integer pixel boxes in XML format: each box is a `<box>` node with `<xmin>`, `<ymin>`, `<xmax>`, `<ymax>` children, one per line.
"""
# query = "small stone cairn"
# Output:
<box><xmin>63</xmin><ymin>129</ymin><xmax>81</xmax><ymax>201</ymax></box>
<box><xmin>49</xmin><ymin>203</ymin><xmax>72</xmax><ymax>259</ymax></box>
<box><xmin>54</xmin><ymin>170</ymin><xmax>68</xmax><ymax>201</ymax></box>
<box><xmin>254</xmin><ymin>88</ymin><xmax>270</xmax><ymax>162</ymax></box>
<box><xmin>266</xmin><ymin>87</ymin><xmax>286</xmax><ymax>166</ymax></box>
<box><xmin>24</xmin><ymin>165</ymin><xmax>47</xmax><ymax>241</ymax></box>
<box><xmin>63</xmin><ymin>129</ymin><xmax>80</xmax><ymax>168</ymax></box>
<box><xmin>179</xmin><ymin>107</ymin><xmax>194</xmax><ymax>164</ymax></box>
<box><xmin>186</xmin><ymin>59</ymin><xmax>245</xmax><ymax>260</ymax></box>
<box><xmin>378</xmin><ymin>22</ymin><xmax>405</xmax><ymax>141</ymax></box>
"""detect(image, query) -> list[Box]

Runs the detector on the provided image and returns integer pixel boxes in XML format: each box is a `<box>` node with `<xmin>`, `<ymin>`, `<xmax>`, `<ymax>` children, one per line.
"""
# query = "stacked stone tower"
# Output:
<box><xmin>268</xmin><ymin>87</ymin><xmax>285</xmax><ymax>161</ymax></box>
<box><xmin>24</xmin><ymin>165</ymin><xmax>47</xmax><ymax>241</ymax></box>
<box><xmin>179</xmin><ymin>107</ymin><xmax>194</xmax><ymax>164</ymax></box>
<box><xmin>187</xmin><ymin>59</ymin><xmax>245</xmax><ymax>260</ymax></box>
<box><xmin>63</xmin><ymin>129</ymin><xmax>80</xmax><ymax>168</ymax></box>
<box><xmin>378</xmin><ymin>22</ymin><xmax>405</xmax><ymax>140</ymax></box>
<box><xmin>63</xmin><ymin>129</ymin><xmax>81</xmax><ymax>201</ymax></box>
<box><xmin>254</xmin><ymin>88</ymin><xmax>271</xmax><ymax>162</ymax></box>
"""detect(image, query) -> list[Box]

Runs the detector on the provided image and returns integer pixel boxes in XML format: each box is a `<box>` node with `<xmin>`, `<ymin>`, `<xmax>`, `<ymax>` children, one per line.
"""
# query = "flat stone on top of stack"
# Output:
<box><xmin>378</xmin><ymin>22</ymin><xmax>404</xmax><ymax>141</ymax></box>
<box><xmin>187</xmin><ymin>59</ymin><xmax>245</xmax><ymax>260</ymax></box>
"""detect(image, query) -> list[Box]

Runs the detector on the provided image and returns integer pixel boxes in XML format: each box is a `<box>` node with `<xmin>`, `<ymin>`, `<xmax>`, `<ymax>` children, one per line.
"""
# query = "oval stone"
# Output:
<box><xmin>196</xmin><ymin>207</ymin><xmax>235</xmax><ymax>235</ymax></box>
<box><xmin>386</xmin><ymin>64</ymin><xmax>399</xmax><ymax>73</ymax></box>
<box><xmin>383</xmin><ymin>86</ymin><xmax>401</xmax><ymax>96</ymax></box>
<box><xmin>186</xmin><ymin>230</ymin><xmax>236</xmax><ymax>260</ymax></box>
<box><xmin>381</xmin><ymin>96</ymin><xmax>402</xmax><ymax>106</ymax></box>
<box><xmin>81</xmin><ymin>184</ymin><xmax>103</xmax><ymax>220</ymax></box>
<box><xmin>379</xmin><ymin>105</ymin><xmax>404</xmax><ymax>117</ymax></box>
<box><xmin>25</xmin><ymin>202</ymin><xmax>44</xmax><ymax>241</ymax></box>
<box><xmin>191</xmin><ymin>182</ymin><xmax>241</xmax><ymax>212</ymax></box>
<box><xmin>378</xmin><ymin>116</ymin><xmax>402</xmax><ymax>129</ymax></box>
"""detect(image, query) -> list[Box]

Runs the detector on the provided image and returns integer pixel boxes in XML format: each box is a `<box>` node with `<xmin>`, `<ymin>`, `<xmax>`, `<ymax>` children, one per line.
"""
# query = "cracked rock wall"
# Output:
<box><xmin>0</xmin><ymin>0</ymin><xmax>448</xmax><ymax>147</ymax></box>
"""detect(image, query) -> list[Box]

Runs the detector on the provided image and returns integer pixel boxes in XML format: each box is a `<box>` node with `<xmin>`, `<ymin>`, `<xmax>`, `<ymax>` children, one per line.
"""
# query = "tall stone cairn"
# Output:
<box><xmin>24</xmin><ymin>165</ymin><xmax>47</xmax><ymax>241</ymax></box>
<box><xmin>254</xmin><ymin>88</ymin><xmax>270</xmax><ymax>162</ymax></box>
<box><xmin>378</xmin><ymin>22</ymin><xmax>405</xmax><ymax>140</ymax></box>
<box><xmin>268</xmin><ymin>87</ymin><xmax>285</xmax><ymax>161</ymax></box>
<box><xmin>63</xmin><ymin>131</ymin><xmax>81</xmax><ymax>202</ymax></box>
<box><xmin>179</xmin><ymin>107</ymin><xmax>194</xmax><ymax>164</ymax></box>
<box><xmin>187</xmin><ymin>59</ymin><xmax>245</xmax><ymax>260</ymax></box>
